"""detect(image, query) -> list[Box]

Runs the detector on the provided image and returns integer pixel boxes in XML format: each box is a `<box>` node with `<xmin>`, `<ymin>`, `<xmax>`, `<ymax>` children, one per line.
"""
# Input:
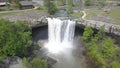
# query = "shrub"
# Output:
<box><xmin>48</xmin><ymin>2</ymin><xmax>58</xmax><ymax>15</ymax></box>
<box><xmin>31</xmin><ymin>57</ymin><xmax>47</xmax><ymax>68</ymax></box>
<box><xmin>85</xmin><ymin>0</ymin><xmax>92</xmax><ymax>6</ymax></box>
<box><xmin>110</xmin><ymin>61</ymin><xmax>120</xmax><ymax>68</ymax></box>
<box><xmin>82</xmin><ymin>26</ymin><xmax>93</xmax><ymax>42</ymax></box>
<box><xmin>82</xmin><ymin>26</ymin><xmax>118</xmax><ymax>68</ymax></box>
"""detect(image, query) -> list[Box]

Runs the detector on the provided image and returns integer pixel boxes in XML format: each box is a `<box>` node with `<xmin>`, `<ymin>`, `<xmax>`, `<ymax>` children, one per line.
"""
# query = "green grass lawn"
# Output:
<box><xmin>0</xmin><ymin>12</ymin><xmax>19</xmax><ymax>18</ymax></box>
<box><xmin>104</xmin><ymin>6</ymin><xmax>120</xmax><ymax>20</ymax></box>
<box><xmin>86</xmin><ymin>6</ymin><xmax>120</xmax><ymax>24</ymax></box>
<box><xmin>86</xmin><ymin>8</ymin><xmax>103</xmax><ymax>19</ymax></box>
<box><xmin>71</xmin><ymin>11</ymin><xmax>83</xmax><ymax>18</ymax></box>
<box><xmin>0</xmin><ymin>8</ymin><xmax>47</xmax><ymax>18</ymax></box>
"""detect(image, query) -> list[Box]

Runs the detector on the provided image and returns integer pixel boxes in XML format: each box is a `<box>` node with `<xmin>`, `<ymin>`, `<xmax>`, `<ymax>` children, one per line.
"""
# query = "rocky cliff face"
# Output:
<box><xmin>0</xmin><ymin>11</ymin><xmax>49</xmax><ymax>28</ymax></box>
<box><xmin>77</xmin><ymin>19</ymin><xmax>120</xmax><ymax>36</ymax></box>
<box><xmin>2</xmin><ymin>14</ymin><xmax>120</xmax><ymax>36</ymax></box>
<box><xmin>2</xmin><ymin>15</ymin><xmax>48</xmax><ymax>28</ymax></box>
<box><xmin>34</xmin><ymin>18</ymin><xmax>120</xmax><ymax>36</ymax></box>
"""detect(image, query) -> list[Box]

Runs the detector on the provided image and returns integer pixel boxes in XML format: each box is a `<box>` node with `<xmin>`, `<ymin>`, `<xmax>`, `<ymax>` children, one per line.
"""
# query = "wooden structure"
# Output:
<box><xmin>0</xmin><ymin>0</ymin><xmax>6</xmax><ymax>7</ymax></box>
<box><xmin>0</xmin><ymin>0</ymin><xmax>5</xmax><ymax>2</ymax></box>
<box><xmin>20</xmin><ymin>1</ymin><xmax>34</xmax><ymax>9</ymax></box>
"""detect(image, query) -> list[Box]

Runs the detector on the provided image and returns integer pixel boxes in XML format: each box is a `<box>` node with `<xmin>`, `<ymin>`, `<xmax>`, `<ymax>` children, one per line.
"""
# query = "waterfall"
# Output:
<box><xmin>45</xmin><ymin>18</ymin><xmax>76</xmax><ymax>53</ymax></box>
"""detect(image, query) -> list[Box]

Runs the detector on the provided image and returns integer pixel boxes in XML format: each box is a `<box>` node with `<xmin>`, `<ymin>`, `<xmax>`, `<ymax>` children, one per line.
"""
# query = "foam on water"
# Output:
<box><xmin>45</xmin><ymin>18</ymin><xmax>76</xmax><ymax>53</ymax></box>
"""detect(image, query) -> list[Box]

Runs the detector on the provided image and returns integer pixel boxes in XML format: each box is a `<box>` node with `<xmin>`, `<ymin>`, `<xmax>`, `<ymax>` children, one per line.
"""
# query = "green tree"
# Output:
<box><xmin>98</xmin><ymin>0</ymin><xmax>106</xmax><ymax>7</ymax></box>
<box><xmin>10</xmin><ymin>0</ymin><xmax>20</xmax><ymax>8</ymax></box>
<box><xmin>15</xmin><ymin>0</ymin><xmax>20</xmax><ymax>8</ymax></box>
<box><xmin>82</xmin><ymin>26</ymin><xmax>94</xmax><ymax>42</ymax></box>
<box><xmin>0</xmin><ymin>19</ymin><xmax>32</xmax><ymax>61</ymax></box>
<box><xmin>68</xmin><ymin>5</ymin><xmax>73</xmax><ymax>14</ymax></box>
<box><xmin>82</xmin><ymin>26</ymin><xmax>118</xmax><ymax>68</ymax></box>
<box><xmin>57</xmin><ymin>0</ymin><xmax>66</xmax><ymax>5</ymax></box>
<box><xmin>22</xmin><ymin>57</ymin><xmax>29</xmax><ymax>68</ymax></box>
<box><xmin>101</xmin><ymin>38</ymin><xmax>116</xmax><ymax>58</ymax></box>
<box><xmin>31</xmin><ymin>57</ymin><xmax>47</xmax><ymax>68</ymax></box>
<box><xmin>110</xmin><ymin>61</ymin><xmax>120</xmax><ymax>68</ymax></box>
<box><xmin>114</xmin><ymin>48</ymin><xmax>120</xmax><ymax>62</ymax></box>
<box><xmin>44</xmin><ymin>0</ymin><xmax>57</xmax><ymax>15</ymax></box>
<box><xmin>22</xmin><ymin>57</ymin><xmax>47</xmax><ymax>68</ymax></box>
<box><xmin>67</xmin><ymin>0</ymin><xmax>73</xmax><ymax>14</ymax></box>
<box><xmin>94</xmin><ymin>27</ymin><xmax>105</xmax><ymax>41</ymax></box>
<box><xmin>85</xmin><ymin>0</ymin><xmax>92</xmax><ymax>6</ymax></box>
<box><xmin>88</xmin><ymin>42</ymin><xmax>106</xmax><ymax>68</ymax></box>
<box><xmin>44</xmin><ymin>0</ymin><xmax>50</xmax><ymax>8</ymax></box>
<box><xmin>48</xmin><ymin>2</ymin><xmax>58</xmax><ymax>15</ymax></box>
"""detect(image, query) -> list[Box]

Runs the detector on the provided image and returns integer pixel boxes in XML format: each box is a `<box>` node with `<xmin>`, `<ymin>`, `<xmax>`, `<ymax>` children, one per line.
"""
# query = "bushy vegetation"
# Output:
<box><xmin>44</xmin><ymin>0</ymin><xmax>58</xmax><ymax>15</ymax></box>
<box><xmin>57</xmin><ymin>0</ymin><xmax>66</xmax><ymax>6</ymax></box>
<box><xmin>82</xmin><ymin>26</ymin><xmax>93</xmax><ymax>42</ymax></box>
<box><xmin>0</xmin><ymin>19</ymin><xmax>32</xmax><ymax>61</ymax></box>
<box><xmin>31</xmin><ymin>57</ymin><xmax>47</xmax><ymax>68</ymax></box>
<box><xmin>48</xmin><ymin>2</ymin><xmax>58</xmax><ymax>15</ymax></box>
<box><xmin>82</xmin><ymin>26</ymin><xmax>120</xmax><ymax>68</ymax></box>
<box><xmin>85</xmin><ymin>0</ymin><xmax>92</xmax><ymax>6</ymax></box>
<box><xmin>85</xmin><ymin>0</ymin><xmax>106</xmax><ymax>6</ymax></box>
<box><xmin>110</xmin><ymin>61</ymin><xmax>120</xmax><ymax>68</ymax></box>
<box><xmin>22</xmin><ymin>57</ymin><xmax>47</xmax><ymax>68</ymax></box>
<box><xmin>0</xmin><ymin>19</ymin><xmax>47</xmax><ymax>68</ymax></box>
<box><xmin>67</xmin><ymin>0</ymin><xmax>73</xmax><ymax>14</ymax></box>
<box><xmin>67</xmin><ymin>5</ymin><xmax>73</xmax><ymax>14</ymax></box>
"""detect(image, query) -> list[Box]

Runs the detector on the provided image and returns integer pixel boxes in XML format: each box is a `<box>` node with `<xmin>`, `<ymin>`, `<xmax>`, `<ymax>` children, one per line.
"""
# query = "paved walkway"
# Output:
<box><xmin>0</xmin><ymin>9</ymin><xmax>33</xmax><ymax>14</ymax></box>
<box><xmin>81</xmin><ymin>11</ymin><xmax>87</xmax><ymax>20</ymax></box>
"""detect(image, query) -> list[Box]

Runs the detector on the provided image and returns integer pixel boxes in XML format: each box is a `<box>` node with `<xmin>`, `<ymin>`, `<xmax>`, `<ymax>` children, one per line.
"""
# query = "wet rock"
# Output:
<box><xmin>47</xmin><ymin>57</ymin><xmax>57</xmax><ymax>68</ymax></box>
<box><xmin>0</xmin><ymin>57</ymin><xmax>23</xmax><ymax>68</ymax></box>
<box><xmin>9</xmin><ymin>57</ymin><xmax>23</xmax><ymax>68</ymax></box>
<box><xmin>39</xmin><ymin>47</ymin><xmax>57</xmax><ymax>68</ymax></box>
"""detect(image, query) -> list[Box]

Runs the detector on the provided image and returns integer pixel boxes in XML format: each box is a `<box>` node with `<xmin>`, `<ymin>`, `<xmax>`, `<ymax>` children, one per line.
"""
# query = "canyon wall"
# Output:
<box><xmin>77</xmin><ymin>19</ymin><xmax>120</xmax><ymax>36</ymax></box>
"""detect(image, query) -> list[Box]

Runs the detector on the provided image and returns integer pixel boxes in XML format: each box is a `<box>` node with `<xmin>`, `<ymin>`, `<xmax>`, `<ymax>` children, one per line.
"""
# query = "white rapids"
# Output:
<box><xmin>45</xmin><ymin>18</ymin><xmax>76</xmax><ymax>53</ymax></box>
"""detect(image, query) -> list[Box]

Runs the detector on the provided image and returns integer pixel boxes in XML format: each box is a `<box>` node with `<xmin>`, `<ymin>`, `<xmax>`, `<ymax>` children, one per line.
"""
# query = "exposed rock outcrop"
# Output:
<box><xmin>0</xmin><ymin>11</ymin><xmax>49</xmax><ymax>28</ymax></box>
<box><xmin>2</xmin><ymin>12</ymin><xmax>120</xmax><ymax>36</ymax></box>
<box><xmin>77</xmin><ymin>19</ymin><xmax>120</xmax><ymax>36</ymax></box>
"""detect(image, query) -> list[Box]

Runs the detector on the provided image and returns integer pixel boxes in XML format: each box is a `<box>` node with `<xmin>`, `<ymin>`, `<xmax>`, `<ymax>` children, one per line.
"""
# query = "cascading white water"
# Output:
<box><xmin>45</xmin><ymin>18</ymin><xmax>76</xmax><ymax>53</ymax></box>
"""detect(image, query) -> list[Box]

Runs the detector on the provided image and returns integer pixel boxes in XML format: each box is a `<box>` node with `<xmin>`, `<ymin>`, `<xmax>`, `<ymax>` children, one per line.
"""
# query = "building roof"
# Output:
<box><xmin>32</xmin><ymin>0</ymin><xmax>44</xmax><ymax>5</ymax></box>
<box><xmin>0</xmin><ymin>0</ymin><xmax>5</xmax><ymax>2</ymax></box>
<box><xmin>0</xmin><ymin>2</ymin><xmax>6</xmax><ymax>6</ymax></box>
<box><xmin>20</xmin><ymin>1</ymin><xmax>33</xmax><ymax>6</ymax></box>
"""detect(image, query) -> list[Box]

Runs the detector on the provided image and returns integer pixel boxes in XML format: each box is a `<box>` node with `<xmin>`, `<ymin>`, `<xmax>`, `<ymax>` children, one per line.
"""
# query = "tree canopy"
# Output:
<box><xmin>22</xmin><ymin>57</ymin><xmax>47</xmax><ymax>68</ymax></box>
<box><xmin>82</xmin><ymin>26</ymin><xmax>93</xmax><ymax>42</ymax></box>
<box><xmin>31</xmin><ymin>57</ymin><xmax>47</xmax><ymax>68</ymax></box>
<box><xmin>0</xmin><ymin>19</ymin><xmax>32</xmax><ymax>61</ymax></box>
<box><xmin>44</xmin><ymin>0</ymin><xmax>57</xmax><ymax>15</ymax></box>
<box><xmin>82</xmin><ymin>26</ymin><xmax>120</xmax><ymax>68</ymax></box>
